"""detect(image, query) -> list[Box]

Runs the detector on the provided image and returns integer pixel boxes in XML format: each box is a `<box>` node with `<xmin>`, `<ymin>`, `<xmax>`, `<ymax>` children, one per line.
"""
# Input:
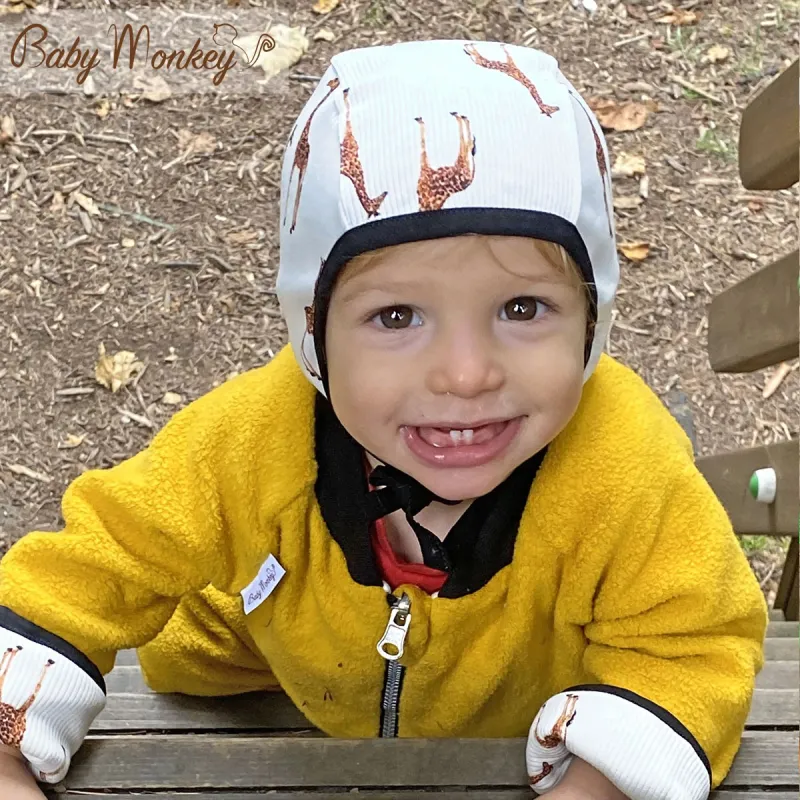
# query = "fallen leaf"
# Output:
<box><xmin>121</xmin><ymin>94</ymin><xmax>137</xmax><ymax>108</ymax></box>
<box><xmin>133</xmin><ymin>74</ymin><xmax>172</xmax><ymax>103</ymax></box>
<box><xmin>657</xmin><ymin>9</ymin><xmax>698</xmax><ymax>25</ymax></box>
<box><xmin>587</xmin><ymin>98</ymin><xmax>650</xmax><ymax>132</ymax></box>
<box><xmin>618</xmin><ymin>241</ymin><xmax>651</xmax><ymax>262</ymax></box>
<box><xmin>611</xmin><ymin>152</ymin><xmax>646</xmax><ymax>177</ymax></box>
<box><xmin>762</xmin><ymin>362</ymin><xmax>793</xmax><ymax>400</ymax></box>
<box><xmin>61</xmin><ymin>433</ymin><xmax>86</xmax><ymax>448</ymax></box>
<box><xmin>8</xmin><ymin>464</ymin><xmax>51</xmax><ymax>483</ymax></box>
<box><xmin>177</xmin><ymin>129</ymin><xmax>217</xmax><ymax>156</ymax></box>
<box><xmin>313</xmin><ymin>27</ymin><xmax>336</xmax><ymax>42</ymax></box>
<box><xmin>312</xmin><ymin>0</ymin><xmax>339</xmax><ymax>12</ymax></box>
<box><xmin>225</xmin><ymin>229</ymin><xmax>261</xmax><ymax>245</ymax></box>
<box><xmin>703</xmin><ymin>44</ymin><xmax>731</xmax><ymax>64</ymax></box>
<box><xmin>72</xmin><ymin>191</ymin><xmax>101</xmax><ymax>216</ymax></box>
<box><xmin>162</xmin><ymin>391</ymin><xmax>183</xmax><ymax>405</ymax></box>
<box><xmin>95</xmin><ymin>98</ymin><xmax>111</xmax><ymax>119</ymax></box>
<box><xmin>0</xmin><ymin>115</ymin><xmax>15</xmax><ymax>145</ymax></box>
<box><xmin>0</xmin><ymin>3</ymin><xmax>27</xmax><ymax>15</ymax></box>
<box><xmin>94</xmin><ymin>342</ymin><xmax>144</xmax><ymax>393</ymax></box>
<box><xmin>121</xmin><ymin>237</ymin><xmax>136</xmax><ymax>248</ymax></box>
<box><xmin>236</xmin><ymin>24</ymin><xmax>309</xmax><ymax>81</ymax></box>
<box><xmin>51</xmin><ymin>191</ymin><xmax>65</xmax><ymax>212</ymax></box>
<box><xmin>613</xmin><ymin>195</ymin><xmax>643</xmax><ymax>210</ymax></box>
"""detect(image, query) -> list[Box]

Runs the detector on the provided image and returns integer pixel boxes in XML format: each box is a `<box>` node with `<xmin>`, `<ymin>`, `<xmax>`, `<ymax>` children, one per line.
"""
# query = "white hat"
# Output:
<box><xmin>277</xmin><ymin>39</ymin><xmax>620</xmax><ymax>397</ymax></box>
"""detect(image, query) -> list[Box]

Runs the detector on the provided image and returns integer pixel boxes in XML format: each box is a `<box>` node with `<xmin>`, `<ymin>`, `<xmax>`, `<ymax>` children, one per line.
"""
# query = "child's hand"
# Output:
<box><xmin>0</xmin><ymin>746</ymin><xmax>47</xmax><ymax>800</ymax></box>
<box><xmin>542</xmin><ymin>757</ymin><xmax>629</xmax><ymax>800</ymax></box>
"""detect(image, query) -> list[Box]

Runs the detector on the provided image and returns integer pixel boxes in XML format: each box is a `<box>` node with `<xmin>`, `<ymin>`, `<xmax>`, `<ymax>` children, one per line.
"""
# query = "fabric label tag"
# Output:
<box><xmin>241</xmin><ymin>554</ymin><xmax>286</xmax><ymax>615</ymax></box>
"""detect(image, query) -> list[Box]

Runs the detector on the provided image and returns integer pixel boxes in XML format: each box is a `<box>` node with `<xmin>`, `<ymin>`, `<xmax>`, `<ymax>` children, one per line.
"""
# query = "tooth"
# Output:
<box><xmin>449</xmin><ymin>430</ymin><xmax>462</xmax><ymax>444</ymax></box>
<box><xmin>462</xmin><ymin>429</ymin><xmax>474</xmax><ymax>443</ymax></box>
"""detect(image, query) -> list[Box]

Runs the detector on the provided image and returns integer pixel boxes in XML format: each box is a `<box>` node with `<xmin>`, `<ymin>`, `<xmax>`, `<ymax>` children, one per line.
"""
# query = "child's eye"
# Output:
<box><xmin>373</xmin><ymin>306</ymin><xmax>421</xmax><ymax>329</ymax></box>
<box><xmin>500</xmin><ymin>297</ymin><xmax>547</xmax><ymax>322</ymax></box>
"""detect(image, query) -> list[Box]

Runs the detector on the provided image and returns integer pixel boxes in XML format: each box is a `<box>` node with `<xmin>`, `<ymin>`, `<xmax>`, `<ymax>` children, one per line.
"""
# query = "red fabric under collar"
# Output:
<box><xmin>364</xmin><ymin>456</ymin><xmax>448</xmax><ymax>595</ymax></box>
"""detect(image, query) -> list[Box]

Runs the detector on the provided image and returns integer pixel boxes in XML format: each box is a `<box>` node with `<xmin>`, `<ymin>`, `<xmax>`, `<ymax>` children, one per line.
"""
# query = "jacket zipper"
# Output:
<box><xmin>376</xmin><ymin>590</ymin><xmax>411</xmax><ymax>737</ymax></box>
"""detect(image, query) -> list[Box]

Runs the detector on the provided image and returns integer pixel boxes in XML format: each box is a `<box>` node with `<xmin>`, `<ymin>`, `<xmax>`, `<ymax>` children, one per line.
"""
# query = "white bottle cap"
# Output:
<box><xmin>749</xmin><ymin>468</ymin><xmax>777</xmax><ymax>504</ymax></box>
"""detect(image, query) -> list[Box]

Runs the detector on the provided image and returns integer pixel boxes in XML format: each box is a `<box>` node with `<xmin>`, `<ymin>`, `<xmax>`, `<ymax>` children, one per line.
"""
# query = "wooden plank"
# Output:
<box><xmin>756</xmin><ymin>661</ymin><xmax>797</xmax><ymax>689</ymax></box>
<box><xmin>739</xmin><ymin>59</ymin><xmax>799</xmax><ymax>189</ymax></box>
<box><xmin>768</xmin><ymin>621</ymin><xmax>799</xmax><ymax>637</ymax></box>
<box><xmin>44</xmin><ymin>793</ymin><xmax>800</xmax><ymax>800</ymax></box>
<box><xmin>91</xmin><ymin>687</ymin><xmax>796</xmax><ymax>731</ymax></box>
<box><xmin>707</xmin><ymin>249</ymin><xmax>799</xmax><ymax>373</ymax></box>
<box><xmin>696</xmin><ymin>439</ymin><xmax>799</xmax><ymax>535</ymax></box>
<box><xmin>775</xmin><ymin>536</ymin><xmax>799</xmax><ymax>621</ymax></box>
<box><xmin>770</xmin><ymin>608</ymin><xmax>786</xmax><ymax>621</ymax></box>
<box><xmin>767</xmin><ymin>637</ymin><xmax>799</xmax><ymax>660</ymax></box>
<box><xmin>60</xmin><ymin>731</ymin><xmax>799</xmax><ymax>790</ymax></box>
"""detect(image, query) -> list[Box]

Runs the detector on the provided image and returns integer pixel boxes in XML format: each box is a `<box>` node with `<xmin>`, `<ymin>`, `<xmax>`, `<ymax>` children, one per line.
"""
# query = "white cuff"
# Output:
<box><xmin>526</xmin><ymin>687</ymin><xmax>711</xmax><ymax>800</ymax></box>
<box><xmin>0</xmin><ymin>619</ymin><xmax>106</xmax><ymax>784</ymax></box>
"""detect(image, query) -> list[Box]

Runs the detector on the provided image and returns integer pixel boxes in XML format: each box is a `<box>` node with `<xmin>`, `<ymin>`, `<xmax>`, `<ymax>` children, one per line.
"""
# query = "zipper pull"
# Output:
<box><xmin>376</xmin><ymin>592</ymin><xmax>411</xmax><ymax>661</ymax></box>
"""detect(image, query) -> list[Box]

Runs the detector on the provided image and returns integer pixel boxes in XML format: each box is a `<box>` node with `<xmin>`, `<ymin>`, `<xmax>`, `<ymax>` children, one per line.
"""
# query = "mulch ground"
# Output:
<box><xmin>0</xmin><ymin>0</ymin><xmax>797</xmax><ymax>605</ymax></box>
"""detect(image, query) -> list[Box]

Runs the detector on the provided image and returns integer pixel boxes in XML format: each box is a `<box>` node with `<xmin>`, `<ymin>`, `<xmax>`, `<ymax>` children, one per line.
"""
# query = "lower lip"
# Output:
<box><xmin>402</xmin><ymin>418</ymin><xmax>523</xmax><ymax>468</ymax></box>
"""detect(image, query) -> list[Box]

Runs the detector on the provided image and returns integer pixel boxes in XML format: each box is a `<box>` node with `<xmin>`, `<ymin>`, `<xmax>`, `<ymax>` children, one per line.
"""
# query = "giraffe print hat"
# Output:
<box><xmin>277</xmin><ymin>39</ymin><xmax>620</xmax><ymax>398</ymax></box>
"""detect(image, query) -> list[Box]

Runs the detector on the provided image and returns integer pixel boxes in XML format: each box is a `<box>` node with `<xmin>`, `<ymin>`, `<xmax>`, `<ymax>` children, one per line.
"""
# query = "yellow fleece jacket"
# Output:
<box><xmin>0</xmin><ymin>345</ymin><xmax>767</xmax><ymax>788</ymax></box>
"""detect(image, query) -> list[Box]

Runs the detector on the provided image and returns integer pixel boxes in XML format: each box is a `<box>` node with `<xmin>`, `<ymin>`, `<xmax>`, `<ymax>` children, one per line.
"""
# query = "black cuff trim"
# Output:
<box><xmin>565</xmin><ymin>683</ymin><xmax>711</xmax><ymax>779</ymax></box>
<box><xmin>312</xmin><ymin>208</ymin><xmax>598</xmax><ymax>394</ymax></box>
<box><xmin>0</xmin><ymin>606</ymin><xmax>106</xmax><ymax>694</ymax></box>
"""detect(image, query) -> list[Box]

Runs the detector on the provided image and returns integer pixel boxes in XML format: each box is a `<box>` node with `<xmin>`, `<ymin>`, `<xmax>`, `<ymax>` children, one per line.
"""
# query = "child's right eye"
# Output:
<box><xmin>372</xmin><ymin>306</ymin><xmax>421</xmax><ymax>330</ymax></box>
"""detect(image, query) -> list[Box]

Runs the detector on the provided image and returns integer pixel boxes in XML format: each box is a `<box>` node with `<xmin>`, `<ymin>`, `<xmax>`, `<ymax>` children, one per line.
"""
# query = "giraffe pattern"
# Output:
<box><xmin>568</xmin><ymin>90</ymin><xmax>613</xmax><ymax>237</ymax></box>
<box><xmin>415</xmin><ymin>112</ymin><xmax>476</xmax><ymax>211</ymax></box>
<box><xmin>528</xmin><ymin>693</ymin><xmax>579</xmax><ymax>786</ymax></box>
<box><xmin>464</xmin><ymin>43</ymin><xmax>560</xmax><ymax>117</ymax></box>
<box><xmin>301</xmin><ymin>258</ymin><xmax>325</xmax><ymax>380</ymax></box>
<box><xmin>283</xmin><ymin>77</ymin><xmax>341</xmax><ymax>234</ymax></box>
<box><xmin>340</xmin><ymin>88</ymin><xmax>389</xmax><ymax>218</ymax></box>
<box><xmin>0</xmin><ymin>646</ymin><xmax>56</xmax><ymax>751</ymax></box>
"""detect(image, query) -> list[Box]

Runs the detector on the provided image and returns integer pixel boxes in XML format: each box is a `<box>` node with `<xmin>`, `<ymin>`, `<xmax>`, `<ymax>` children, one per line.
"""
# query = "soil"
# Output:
<box><xmin>0</xmin><ymin>0</ymin><xmax>797</xmax><ymax>605</ymax></box>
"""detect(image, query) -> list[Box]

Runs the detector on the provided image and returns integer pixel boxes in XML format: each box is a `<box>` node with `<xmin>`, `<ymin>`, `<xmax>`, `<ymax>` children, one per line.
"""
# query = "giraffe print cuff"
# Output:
<box><xmin>526</xmin><ymin>687</ymin><xmax>712</xmax><ymax>799</ymax></box>
<box><xmin>0</xmin><ymin>623</ymin><xmax>106</xmax><ymax>784</ymax></box>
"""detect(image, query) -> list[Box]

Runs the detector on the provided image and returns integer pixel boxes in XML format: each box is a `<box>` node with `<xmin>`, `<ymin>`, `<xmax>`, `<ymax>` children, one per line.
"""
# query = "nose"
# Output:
<box><xmin>424</xmin><ymin>326</ymin><xmax>505</xmax><ymax>399</ymax></box>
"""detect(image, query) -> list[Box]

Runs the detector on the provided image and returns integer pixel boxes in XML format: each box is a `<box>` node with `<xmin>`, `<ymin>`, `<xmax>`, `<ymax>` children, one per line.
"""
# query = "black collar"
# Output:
<box><xmin>314</xmin><ymin>394</ymin><xmax>547</xmax><ymax>598</ymax></box>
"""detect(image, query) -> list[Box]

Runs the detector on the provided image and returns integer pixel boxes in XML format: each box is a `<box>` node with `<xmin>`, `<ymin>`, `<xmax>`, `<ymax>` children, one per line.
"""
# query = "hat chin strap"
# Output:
<box><xmin>362</xmin><ymin>448</ymin><xmax>461</xmax><ymax>573</ymax></box>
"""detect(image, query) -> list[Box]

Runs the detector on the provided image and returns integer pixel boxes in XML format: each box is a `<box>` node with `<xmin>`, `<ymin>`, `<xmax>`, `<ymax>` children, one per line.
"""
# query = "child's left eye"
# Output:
<box><xmin>500</xmin><ymin>297</ymin><xmax>548</xmax><ymax>322</ymax></box>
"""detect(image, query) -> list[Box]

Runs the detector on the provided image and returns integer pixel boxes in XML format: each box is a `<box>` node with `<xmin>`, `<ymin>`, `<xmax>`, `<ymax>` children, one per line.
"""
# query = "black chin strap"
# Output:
<box><xmin>364</xmin><ymin>462</ymin><xmax>461</xmax><ymax>573</ymax></box>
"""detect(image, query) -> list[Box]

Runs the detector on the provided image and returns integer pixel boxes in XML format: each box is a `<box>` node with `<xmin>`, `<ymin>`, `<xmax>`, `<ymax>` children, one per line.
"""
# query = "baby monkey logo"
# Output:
<box><xmin>211</xmin><ymin>24</ymin><xmax>275</xmax><ymax>68</ymax></box>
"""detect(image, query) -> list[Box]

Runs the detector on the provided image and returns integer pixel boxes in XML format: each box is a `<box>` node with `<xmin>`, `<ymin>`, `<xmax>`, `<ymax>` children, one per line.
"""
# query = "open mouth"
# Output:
<box><xmin>402</xmin><ymin>417</ymin><xmax>523</xmax><ymax>468</ymax></box>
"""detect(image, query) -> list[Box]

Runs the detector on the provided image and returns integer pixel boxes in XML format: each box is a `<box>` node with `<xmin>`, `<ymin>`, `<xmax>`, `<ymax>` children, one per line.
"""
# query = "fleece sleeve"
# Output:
<box><xmin>526</xmin><ymin>464</ymin><xmax>768</xmax><ymax>798</ymax></box>
<box><xmin>0</xmin><ymin>392</ymin><xmax>259</xmax><ymax>783</ymax></box>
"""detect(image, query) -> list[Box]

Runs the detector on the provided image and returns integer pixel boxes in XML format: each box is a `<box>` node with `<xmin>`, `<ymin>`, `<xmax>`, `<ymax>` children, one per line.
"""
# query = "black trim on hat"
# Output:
<box><xmin>312</xmin><ymin>208</ymin><xmax>598</xmax><ymax>395</ymax></box>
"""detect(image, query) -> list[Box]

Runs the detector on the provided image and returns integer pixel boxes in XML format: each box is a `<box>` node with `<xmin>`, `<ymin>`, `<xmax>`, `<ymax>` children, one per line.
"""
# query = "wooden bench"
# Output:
<box><xmin>42</xmin><ymin>618</ymin><xmax>799</xmax><ymax>798</ymax></box>
<box><xmin>701</xmin><ymin>58</ymin><xmax>799</xmax><ymax>622</ymax></box>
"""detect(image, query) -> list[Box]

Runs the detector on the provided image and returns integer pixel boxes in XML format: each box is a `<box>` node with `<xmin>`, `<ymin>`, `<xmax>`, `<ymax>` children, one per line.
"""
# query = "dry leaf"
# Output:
<box><xmin>657</xmin><ymin>9</ymin><xmax>698</xmax><ymax>25</ymax></box>
<box><xmin>237</xmin><ymin>24</ymin><xmax>309</xmax><ymax>81</ymax></box>
<box><xmin>226</xmin><ymin>229</ymin><xmax>261</xmax><ymax>245</ymax></box>
<box><xmin>8</xmin><ymin>464</ymin><xmax>51</xmax><ymax>483</ymax></box>
<box><xmin>0</xmin><ymin>115</ymin><xmax>15</xmax><ymax>145</ymax></box>
<box><xmin>95</xmin><ymin>98</ymin><xmax>111</xmax><ymax>119</ymax></box>
<box><xmin>162</xmin><ymin>391</ymin><xmax>183</xmax><ymax>405</ymax></box>
<box><xmin>613</xmin><ymin>195</ymin><xmax>643</xmax><ymax>210</ymax></box>
<box><xmin>618</xmin><ymin>241</ymin><xmax>651</xmax><ymax>262</ymax></box>
<box><xmin>313</xmin><ymin>28</ymin><xmax>336</xmax><ymax>42</ymax></box>
<box><xmin>703</xmin><ymin>44</ymin><xmax>730</xmax><ymax>64</ymax></box>
<box><xmin>133</xmin><ymin>74</ymin><xmax>172</xmax><ymax>103</ymax></box>
<box><xmin>121</xmin><ymin>237</ymin><xmax>136</xmax><ymax>248</ymax></box>
<box><xmin>611</xmin><ymin>152</ymin><xmax>646</xmax><ymax>177</ymax></box>
<box><xmin>0</xmin><ymin>3</ymin><xmax>27</xmax><ymax>15</ymax></box>
<box><xmin>177</xmin><ymin>129</ymin><xmax>217</xmax><ymax>156</ymax></box>
<box><xmin>588</xmin><ymin>98</ymin><xmax>650</xmax><ymax>132</ymax></box>
<box><xmin>61</xmin><ymin>433</ymin><xmax>86</xmax><ymax>449</ymax></box>
<box><xmin>73</xmin><ymin>191</ymin><xmax>101</xmax><ymax>216</ymax></box>
<box><xmin>762</xmin><ymin>362</ymin><xmax>793</xmax><ymax>400</ymax></box>
<box><xmin>95</xmin><ymin>343</ymin><xmax>144</xmax><ymax>393</ymax></box>
<box><xmin>122</xmin><ymin>95</ymin><xmax>137</xmax><ymax>109</ymax></box>
<box><xmin>312</xmin><ymin>0</ymin><xmax>339</xmax><ymax>12</ymax></box>
<box><xmin>51</xmin><ymin>191</ymin><xmax>65</xmax><ymax>213</ymax></box>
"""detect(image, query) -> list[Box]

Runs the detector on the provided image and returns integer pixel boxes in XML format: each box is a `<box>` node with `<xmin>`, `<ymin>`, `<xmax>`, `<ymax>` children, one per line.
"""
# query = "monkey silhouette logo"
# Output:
<box><xmin>212</xmin><ymin>24</ymin><xmax>275</xmax><ymax>68</ymax></box>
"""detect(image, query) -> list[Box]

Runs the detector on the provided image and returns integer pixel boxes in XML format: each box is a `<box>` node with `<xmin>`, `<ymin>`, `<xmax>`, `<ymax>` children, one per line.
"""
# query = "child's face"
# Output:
<box><xmin>325</xmin><ymin>235</ymin><xmax>588</xmax><ymax>502</ymax></box>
